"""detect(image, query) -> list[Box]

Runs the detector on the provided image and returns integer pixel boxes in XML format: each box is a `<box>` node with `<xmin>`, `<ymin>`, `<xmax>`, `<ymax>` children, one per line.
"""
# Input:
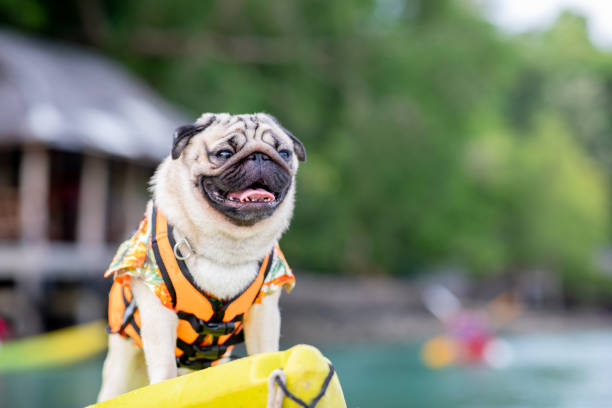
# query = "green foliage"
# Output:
<box><xmin>461</xmin><ymin>114</ymin><xmax>609</xmax><ymax>279</ymax></box>
<box><xmin>2</xmin><ymin>1</ymin><xmax>612</xmax><ymax>296</ymax></box>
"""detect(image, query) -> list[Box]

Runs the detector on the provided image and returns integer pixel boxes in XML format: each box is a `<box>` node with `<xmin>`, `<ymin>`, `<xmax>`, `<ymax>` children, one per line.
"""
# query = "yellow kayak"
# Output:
<box><xmin>90</xmin><ymin>344</ymin><xmax>346</xmax><ymax>408</ymax></box>
<box><xmin>0</xmin><ymin>320</ymin><xmax>107</xmax><ymax>372</ymax></box>
<box><xmin>0</xmin><ymin>322</ymin><xmax>346</xmax><ymax>407</ymax></box>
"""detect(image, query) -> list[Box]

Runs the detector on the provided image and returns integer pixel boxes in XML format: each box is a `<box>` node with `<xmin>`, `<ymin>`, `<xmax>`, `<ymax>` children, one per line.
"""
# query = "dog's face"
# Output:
<box><xmin>171</xmin><ymin>113</ymin><xmax>306</xmax><ymax>227</ymax></box>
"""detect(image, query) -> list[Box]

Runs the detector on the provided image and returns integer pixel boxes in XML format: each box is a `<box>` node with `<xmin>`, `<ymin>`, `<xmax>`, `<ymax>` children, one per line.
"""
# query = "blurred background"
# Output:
<box><xmin>1</xmin><ymin>0</ymin><xmax>612</xmax><ymax>407</ymax></box>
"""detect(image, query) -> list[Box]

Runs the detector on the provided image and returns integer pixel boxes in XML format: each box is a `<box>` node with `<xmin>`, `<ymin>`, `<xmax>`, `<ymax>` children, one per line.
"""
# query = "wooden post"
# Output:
<box><xmin>19</xmin><ymin>145</ymin><xmax>49</xmax><ymax>243</ymax></box>
<box><xmin>16</xmin><ymin>144</ymin><xmax>48</xmax><ymax>335</ymax></box>
<box><xmin>77</xmin><ymin>154</ymin><xmax>109</xmax><ymax>246</ymax></box>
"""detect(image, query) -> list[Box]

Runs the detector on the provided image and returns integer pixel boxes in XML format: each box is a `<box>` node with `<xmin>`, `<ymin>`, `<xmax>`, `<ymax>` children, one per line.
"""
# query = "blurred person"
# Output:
<box><xmin>421</xmin><ymin>285</ymin><xmax>516</xmax><ymax>369</ymax></box>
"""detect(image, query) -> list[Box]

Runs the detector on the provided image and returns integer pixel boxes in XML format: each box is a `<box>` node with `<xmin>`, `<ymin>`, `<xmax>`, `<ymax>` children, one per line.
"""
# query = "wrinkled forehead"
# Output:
<box><xmin>194</xmin><ymin>113</ymin><xmax>290</xmax><ymax>146</ymax></box>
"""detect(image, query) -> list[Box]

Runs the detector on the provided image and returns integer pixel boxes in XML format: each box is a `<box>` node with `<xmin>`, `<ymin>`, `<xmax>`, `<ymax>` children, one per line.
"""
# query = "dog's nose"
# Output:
<box><xmin>247</xmin><ymin>152</ymin><xmax>271</xmax><ymax>163</ymax></box>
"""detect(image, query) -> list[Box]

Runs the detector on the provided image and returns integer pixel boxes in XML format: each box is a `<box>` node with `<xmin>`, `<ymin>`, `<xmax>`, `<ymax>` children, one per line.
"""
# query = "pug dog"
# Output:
<box><xmin>97</xmin><ymin>113</ymin><xmax>305</xmax><ymax>402</ymax></box>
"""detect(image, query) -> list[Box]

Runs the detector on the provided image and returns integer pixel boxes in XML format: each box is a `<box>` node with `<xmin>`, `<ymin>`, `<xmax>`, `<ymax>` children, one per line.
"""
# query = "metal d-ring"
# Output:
<box><xmin>173</xmin><ymin>238</ymin><xmax>194</xmax><ymax>260</ymax></box>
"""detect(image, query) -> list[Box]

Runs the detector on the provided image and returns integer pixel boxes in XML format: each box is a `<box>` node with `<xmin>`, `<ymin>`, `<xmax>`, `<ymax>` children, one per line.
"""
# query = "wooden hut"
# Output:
<box><xmin>0</xmin><ymin>30</ymin><xmax>186</xmax><ymax>336</ymax></box>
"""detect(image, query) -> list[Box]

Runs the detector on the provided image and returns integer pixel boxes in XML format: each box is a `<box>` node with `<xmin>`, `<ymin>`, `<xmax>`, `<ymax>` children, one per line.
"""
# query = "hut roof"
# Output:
<box><xmin>0</xmin><ymin>29</ymin><xmax>188</xmax><ymax>162</ymax></box>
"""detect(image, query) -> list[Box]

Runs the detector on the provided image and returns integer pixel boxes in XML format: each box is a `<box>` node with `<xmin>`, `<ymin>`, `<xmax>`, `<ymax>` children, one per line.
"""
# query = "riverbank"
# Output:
<box><xmin>280</xmin><ymin>272</ymin><xmax>612</xmax><ymax>345</ymax></box>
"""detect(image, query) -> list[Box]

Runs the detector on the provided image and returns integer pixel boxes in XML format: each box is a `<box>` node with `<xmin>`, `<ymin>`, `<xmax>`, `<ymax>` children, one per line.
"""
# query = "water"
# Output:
<box><xmin>0</xmin><ymin>357</ymin><xmax>102</xmax><ymax>407</ymax></box>
<box><xmin>1</xmin><ymin>331</ymin><xmax>611</xmax><ymax>408</ymax></box>
<box><xmin>330</xmin><ymin>331</ymin><xmax>612</xmax><ymax>408</ymax></box>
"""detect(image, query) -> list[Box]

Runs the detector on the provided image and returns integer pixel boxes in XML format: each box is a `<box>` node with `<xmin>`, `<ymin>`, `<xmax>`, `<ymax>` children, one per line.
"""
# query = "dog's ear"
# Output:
<box><xmin>172</xmin><ymin>125</ymin><xmax>198</xmax><ymax>159</ymax></box>
<box><xmin>171</xmin><ymin>116</ymin><xmax>216</xmax><ymax>159</ymax></box>
<box><xmin>285</xmin><ymin>127</ymin><xmax>307</xmax><ymax>162</ymax></box>
<box><xmin>264</xmin><ymin>114</ymin><xmax>306</xmax><ymax>162</ymax></box>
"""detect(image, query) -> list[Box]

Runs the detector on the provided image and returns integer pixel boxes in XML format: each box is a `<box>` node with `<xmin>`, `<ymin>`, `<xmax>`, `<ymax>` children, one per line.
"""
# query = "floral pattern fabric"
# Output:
<box><xmin>254</xmin><ymin>244</ymin><xmax>295</xmax><ymax>303</ymax></box>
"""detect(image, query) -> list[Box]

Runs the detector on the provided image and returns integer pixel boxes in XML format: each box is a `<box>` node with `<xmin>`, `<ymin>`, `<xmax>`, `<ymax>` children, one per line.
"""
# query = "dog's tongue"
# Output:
<box><xmin>228</xmin><ymin>188</ymin><xmax>275</xmax><ymax>203</ymax></box>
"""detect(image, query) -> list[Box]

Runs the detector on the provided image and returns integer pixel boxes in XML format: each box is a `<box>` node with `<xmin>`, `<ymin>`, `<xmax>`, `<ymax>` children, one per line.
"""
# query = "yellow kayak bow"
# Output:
<box><xmin>90</xmin><ymin>344</ymin><xmax>346</xmax><ymax>408</ymax></box>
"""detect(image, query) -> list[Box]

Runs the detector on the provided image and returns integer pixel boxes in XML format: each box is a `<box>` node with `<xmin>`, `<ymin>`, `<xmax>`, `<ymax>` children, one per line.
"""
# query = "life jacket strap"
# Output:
<box><xmin>118</xmin><ymin>299</ymin><xmax>138</xmax><ymax>335</ymax></box>
<box><xmin>176</xmin><ymin>331</ymin><xmax>245</xmax><ymax>369</ymax></box>
<box><xmin>151</xmin><ymin>206</ymin><xmax>178</xmax><ymax>309</ymax></box>
<box><xmin>194</xmin><ymin>344</ymin><xmax>229</xmax><ymax>360</ymax></box>
<box><xmin>177</xmin><ymin>310</ymin><xmax>239</xmax><ymax>336</ymax></box>
<box><xmin>176</xmin><ymin>355</ymin><xmax>212</xmax><ymax>370</ymax></box>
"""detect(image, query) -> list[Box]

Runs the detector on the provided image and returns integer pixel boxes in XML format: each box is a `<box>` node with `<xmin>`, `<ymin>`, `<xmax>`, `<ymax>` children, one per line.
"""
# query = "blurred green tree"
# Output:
<box><xmin>2</xmin><ymin>0</ymin><xmax>611</xmax><ymax>299</ymax></box>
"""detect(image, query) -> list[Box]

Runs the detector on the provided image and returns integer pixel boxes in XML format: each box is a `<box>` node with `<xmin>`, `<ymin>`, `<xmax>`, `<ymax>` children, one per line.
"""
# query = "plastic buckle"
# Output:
<box><xmin>189</xmin><ymin>316</ymin><xmax>235</xmax><ymax>336</ymax></box>
<box><xmin>199</xmin><ymin>321</ymin><xmax>235</xmax><ymax>336</ymax></box>
<box><xmin>176</xmin><ymin>355</ymin><xmax>212</xmax><ymax>370</ymax></box>
<box><xmin>194</xmin><ymin>344</ymin><xmax>227</xmax><ymax>360</ymax></box>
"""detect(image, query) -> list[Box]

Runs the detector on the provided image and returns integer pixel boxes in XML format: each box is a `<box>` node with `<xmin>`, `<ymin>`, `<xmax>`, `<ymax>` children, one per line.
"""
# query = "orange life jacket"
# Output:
<box><xmin>107</xmin><ymin>206</ymin><xmax>273</xmax><ymax>369</ymax></box>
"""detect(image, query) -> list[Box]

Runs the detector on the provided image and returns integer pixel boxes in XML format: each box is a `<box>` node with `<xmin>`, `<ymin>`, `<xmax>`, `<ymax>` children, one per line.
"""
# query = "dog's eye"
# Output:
<box><xmin>279</xmin><ymin>150</ymin><xmax>292</xmax><ymax>160</ymax></box>
<box><xmin>216</xmin><ymin>150</ymin><xmax>233</xmax><ymax>160</ymax></box>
